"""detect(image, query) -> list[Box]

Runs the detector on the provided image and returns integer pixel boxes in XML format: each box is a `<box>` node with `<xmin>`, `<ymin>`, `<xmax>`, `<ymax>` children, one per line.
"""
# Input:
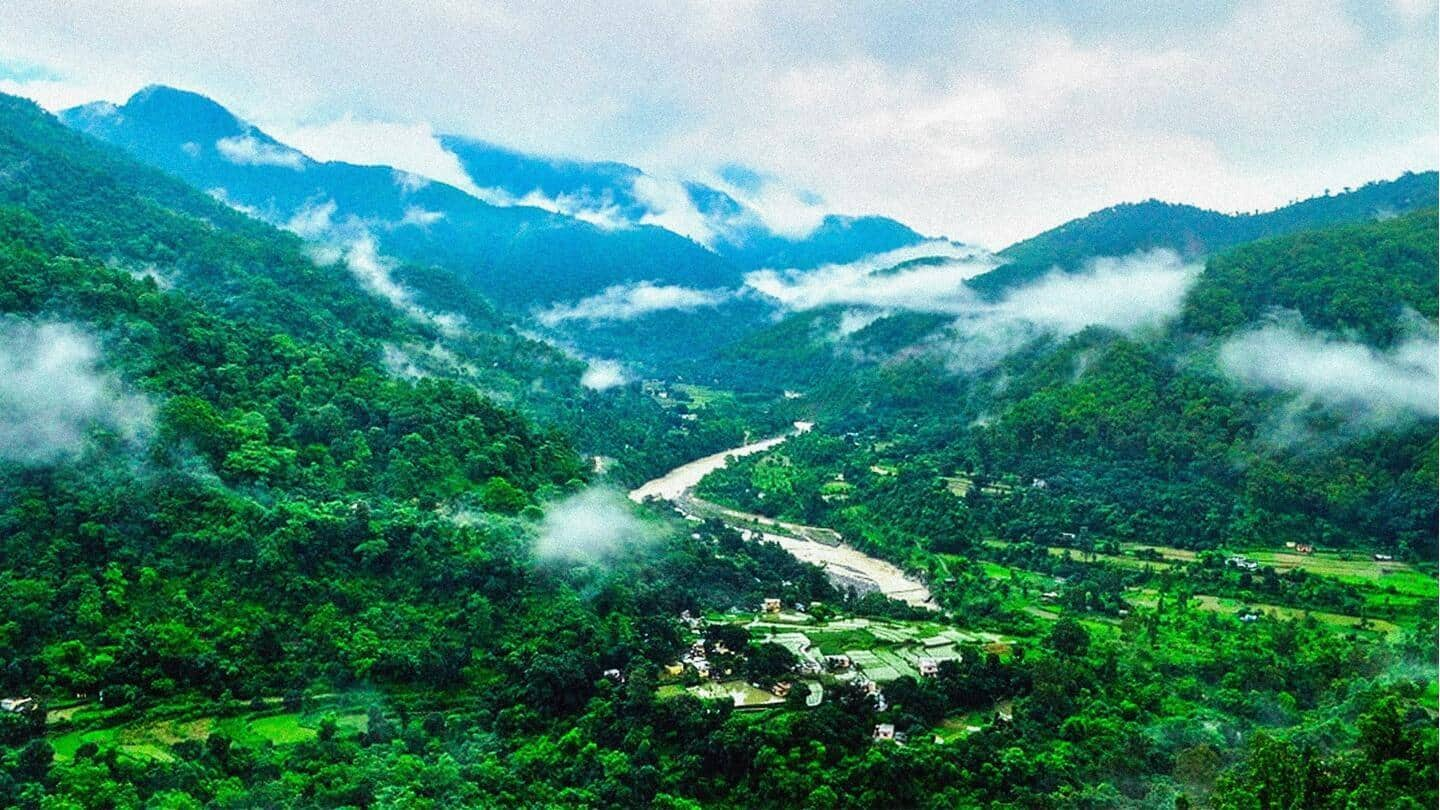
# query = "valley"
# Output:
<box><xmin>0</xmin><ymin>31</ymin><xmax>1433</xmax><ymax>806</ymax></box>
<box><xmin>630</xmin><ymin>425</ymin><xmax>935</xmax><ymax>607</ymax></box>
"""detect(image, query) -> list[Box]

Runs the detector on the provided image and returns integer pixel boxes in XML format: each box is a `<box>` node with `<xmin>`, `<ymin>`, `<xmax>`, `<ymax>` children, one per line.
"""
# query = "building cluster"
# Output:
<box><xmin>1225</xmin><ymin>555</ymin><xmax>1260</xmax><ymax>572</ymax></box>
<box><xmin>0</xmin><ymin>697</ymin><xmax>37</xmax><ymax>714</ymax></box>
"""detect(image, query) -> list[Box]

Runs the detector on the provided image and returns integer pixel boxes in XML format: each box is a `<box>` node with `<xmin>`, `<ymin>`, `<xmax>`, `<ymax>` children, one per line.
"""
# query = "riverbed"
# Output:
<box><xmin>629</xmin><ymin>424</ymin><xmax>935</xmax><ymax>609</ymax></box>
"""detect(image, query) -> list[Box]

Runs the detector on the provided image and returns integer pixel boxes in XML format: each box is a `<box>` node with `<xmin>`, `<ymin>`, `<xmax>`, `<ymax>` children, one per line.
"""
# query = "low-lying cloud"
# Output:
<box><xmin>0</xmin><ymin>320</ymin><xmax>152</xmax><ymax>464</ymax></box>
<box><xmin>632</xmin><ymin>175</ymin><xmax>722</xmax><ymax>247</ymax></box>
<box><xmin>473</xmin><ymin>184</ymin><xmax>629</xmax><ymax>231</ymax></box>
<box><xmin>534</xmin><ymin>487</ymin><xmax>655</xmax><ymax>563</ymax></box>
<box><xmin>580</xmin><ymin>358</ymin><xmax>630</xmax><ymax>391</ymax></box>
<box><xmin>746</xmin><ymin>240</ymin><xmax>994</xmax><ymax>311</ymax></box>
<box><xmin>536</xmin><ymin>281</ymin><xmax>730</xmax><ymax>326</ymax></box>
<box><xmin>705</xmin><ymin>168</ymin><xmax>829</xmax><ymax>240</ymax></box>
<box><xmin>1219</xmin><ymin>322</ymin><xmax>1438</xmax><ymax>431</ymax></box>
<box><xmin>283</xmin><ymin>200</ymin><xmax>464</xmax><ymax>334</ymax></box>
<box><xmin>215</xmin><ymin>133</ymin><xmax>306</xmax><ymax>169</ymax></box>
<box><xmin>751</xmin><ymin>247</ymin><xmax>1201</xmax><ymax>371</ymax></box>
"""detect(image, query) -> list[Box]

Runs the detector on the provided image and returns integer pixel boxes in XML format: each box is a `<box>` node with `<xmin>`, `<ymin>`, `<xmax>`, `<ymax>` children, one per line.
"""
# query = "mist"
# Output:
<box><xmin>752</xmin><ymin>247</ymin><xmax>1200</xmax><ymax>371</ymax></box>
<box><xmin>285</xmin><ymin>200</ymin><xmax>465</xmax><ymax>334</ymax></box>
<box><xmin>1219</xmin><ymin>321</ymin><xmax>1438</xmax><ymax>432</ymax></box>
<box><xmin>744</xmin><ymin>241</ymin><xmax>992</xmax><ymax>311</ymax></box>
<box><xmin>536</xmin><ymin>281</ymin><xmax>730</xmax><ymax>326</ymax></box>
<box><xmin>214</xmin><ymin>132</ymin><xmax>306</xmax><ymax>169</ymax></box>
<box><xmin>534</xmin><ymin>487</ymin><xmax>656</xmax><ymax>563</ymax></box>
<box><xmin>0</xmin><ymin>320</ymin><xmax>153</xmax><ymax>464</ymax></box>
<box><xmin>580</xmin><ymin>358</ymin><xmax>630</xmax><ymax>391</ymax></box>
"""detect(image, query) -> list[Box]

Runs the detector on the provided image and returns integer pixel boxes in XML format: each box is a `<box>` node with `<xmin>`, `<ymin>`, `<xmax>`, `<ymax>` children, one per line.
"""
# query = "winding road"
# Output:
<box><xmin>630</xmin><ymin>423</ymin><xmax>936</xmax><ymax>609</ymax></box>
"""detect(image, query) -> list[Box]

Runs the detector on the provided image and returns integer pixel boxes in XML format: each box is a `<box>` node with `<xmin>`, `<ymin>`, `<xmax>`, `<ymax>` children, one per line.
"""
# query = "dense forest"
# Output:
<box><xmin>0</xmin><ymin>88</ymin><xmax>1434</xmax><ymax>809</ymax></box>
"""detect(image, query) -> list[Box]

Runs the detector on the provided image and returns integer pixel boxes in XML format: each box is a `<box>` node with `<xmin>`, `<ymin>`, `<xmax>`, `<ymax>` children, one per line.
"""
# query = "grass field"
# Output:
<box><xmin>50</xmin><ymin>708</ymin><xmax>370</xmax><ymax>762</ymax></box>
<box><xmin>689</xmin><ymin>680</ymin><xmax>784</xmax><ymax>708</ymax></box>
<box><xmin>1129</xmin><ymin>590</ymin><xmax>1403</xmax><ymax>637</ymax></box>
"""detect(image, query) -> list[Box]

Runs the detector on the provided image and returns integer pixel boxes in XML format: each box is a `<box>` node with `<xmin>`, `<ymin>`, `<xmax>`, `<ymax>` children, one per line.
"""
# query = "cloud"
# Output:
<box><xmin>0</xmin><ymin>320</ymin><xmax>152</xmax><ymax>464</ymax></box>
<box><xmin>534</xmin><ymin>486</ymin><xmax>656</xmax><ymax>563</ymax></box>
<box><xmin>399</xmin><ymin>205</ymin><xmax>444</xmax><ymax>227</ymax></box>
<box><xmin>580</xmin><ymin>358</ymin><xmax>630</xmax><ymax>391</ymax></box>
<box><xmin>704</xmin><ymin>168</ymin><xmax>829</xmax><ymax>239</ymax></box>
<box><xmin>744</xmin><ymin>241</ymin><xmax>996</xmax><ymax>311</ymax></box>
<box><xmin>284</xmin><ymin>200</ymin><xmax>465</xmax><ymax>333</ymax></box>
<box><xmin>472</xmin><ymin>184</ymin><xmax>629</xmax><ymax>230</ymax></box>
<box><xmin>987</xmin><ymin>251</ymin><xmax>1200</xmax><ymax>334</ymax></box>
<box><xmin>753</xmin><ymin>246</ymin><xmax>1201</xmax><ymax>371</ymax></box>
<box><xmin>942</xmin><ymin>249</ymin><xmax>1201</xmax><ymax>371</ymax></box>
<box><xmin>631</xmin><ymin>175</ymin><xmax>722</xmax><ymax>247</ymax></box>
<box><xmin>270</xmin><ymin>114</ymin><xmax>487</xmax><ymax>199</ymax></box>
<box><xmin>536</xmin><ymin>281</ymin><xmax>730</xmax><ymax>326</ymax></box>
<box><xmin>206</xmin><ymin>186</ymin><xmax>265</xmax><ymax>219</ymax></box>
<box><xmin>1219</xmin><ymin>321</ymin><xmax>1438</xmax><ymax>431</ymax></box>
<box><xmin>2</xmin><ymin>3</ymin><xmax>1433</xmax><ymax>246</ymax></box>
<box><xmin>214</xmin><ymin>133</ymin><xmax>306</xmax><ymax>169</ymax></box>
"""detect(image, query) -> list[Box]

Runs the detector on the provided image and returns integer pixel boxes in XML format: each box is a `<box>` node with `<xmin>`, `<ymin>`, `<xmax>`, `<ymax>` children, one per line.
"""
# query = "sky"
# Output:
<box><xmin>0</xmin><ymin>0</ymin><xmax>1435</xmax><ymax>247</ymax></box>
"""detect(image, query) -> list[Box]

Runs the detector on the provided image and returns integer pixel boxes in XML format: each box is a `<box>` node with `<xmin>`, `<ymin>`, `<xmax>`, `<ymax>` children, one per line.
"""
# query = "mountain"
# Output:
<box><xmin>2</xmin><ymin>82</ymin><xmax>1434</xmax><ymax>809</ymax></box>
<box><xmin>440</xmin><ymin>135</ymin><xmax>929</xmax><ymax>270</ymax></box>
<box><xmin>62</xmin><ymin>86</ymin><xmax>931</xmax><ymax>319</ymax></box>
<box><xmin>969</xmin><ymin>171</ymin><xmax>1439</xmax><ymax>296</ymax></box>
<box><xmin>0</xmin><ymin>87</ymin><xmax>854</xmax><ymax>808</ymax></box>
<box><xmin>61</xmin><ymin>86</ymin><xmax>740</xmax><ymax>310</ymax></box>
<box><xmin>12</xmin><ymin>90</ymin><xmax>778</xmax><ymax>482</ymax></box>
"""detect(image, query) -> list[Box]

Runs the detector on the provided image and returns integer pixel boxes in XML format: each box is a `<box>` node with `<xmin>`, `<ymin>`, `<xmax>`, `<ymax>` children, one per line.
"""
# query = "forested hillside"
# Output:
<box><xmin>970</xmin><ymin>171</ymin><xmax>1437</xmax><ymax>296</ymax></box>
<box><xmin>0</xmin><ymin>85</ymin><xmax>1433</xmax><ymax>808</ymax></box>
<box><xmin>704</xmin><ymin>210</ymin><xmax>1438</xmax><ymax>560</ymax></box>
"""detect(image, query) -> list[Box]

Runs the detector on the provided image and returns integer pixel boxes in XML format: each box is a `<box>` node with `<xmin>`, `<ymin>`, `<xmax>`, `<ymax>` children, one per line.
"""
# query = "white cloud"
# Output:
<box><xmin>1</xmin><ymin>3</ymin><xmax>1432</xmax><ymax>246</ymax></box>
<box><xmin>703</xmin><ymin>170</ymin><xmax>829</xmax><ymax>239</ymax></box>
<box><xmin>753</xmin><ymin>246</ymin><xmax>1201</xmax><ymax>370</ymax></box>
<box><xmin>988</xmin><ymin>251</ymin><xmax>1200</xmax><ymax>335</ymax></box>
<box><xmin>206</xmin><ymin>186</ymin><xmax>264</xmax><ymax>219</ymax></box>
<box><xmin>1219</xmin><ymin>323</ymin><xmax>1438</xmax><ymax>426</ymax></box>
<box><xmin>745</xmin><ymin>241</ymin><xmax>994</xmax><ymax>311</ymax></box>
<box><xmin>214</xmin><ymin>133</ymin><xmax>306</xmax><ymax>169</ymax></box>
<box><xmin>0</xmin><ymin>320</ymin><xmax>152</xmax><ymax>464</ymax></box>
<box><xmin>473</xmin><ymin>184</ymin><xmax>629</xmax><ymax>230</ymax></box>
<box><xmin>284</xmin><ymin>200</ymin><xmax>464</xmax><ymax>333</ymax></box>
<box><xmin>270</xmin><ymin>114</ymin><xmax>487</xmax><ymax>199</ymax></box>
<box><xmin>631</xmin><ymin>175</ymin><xmax>721</xmax><ymax>247</ymax></box>
<box><xmin>534</xmin><ymin>486</ymin><xmax>656</xmax><ymax>563</ymax></box>
<box><xmin>536</xmin><ymin>281</ymin><xmax>730</xmax><ymax>326</ymax></box>
<box><xmin>580</xmin><ymin>358</ymin><xmax>630</xmax><ymax>391</ymax></box>
<box><xmin>399</xmin><ymin>205</ymin><xmax>444</xmax><ymax>227</ymax></box>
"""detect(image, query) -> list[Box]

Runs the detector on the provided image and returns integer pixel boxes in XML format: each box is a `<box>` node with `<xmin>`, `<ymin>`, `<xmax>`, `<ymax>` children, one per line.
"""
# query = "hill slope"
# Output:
<box><xmin>970</xmin><ymin>172</ymin><xmax>1438</xmax><ymax>295</ymax></box>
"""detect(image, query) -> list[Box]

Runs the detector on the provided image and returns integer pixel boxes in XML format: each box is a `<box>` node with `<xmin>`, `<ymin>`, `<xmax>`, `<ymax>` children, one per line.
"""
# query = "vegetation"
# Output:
<box><xmin>0</xmin><ymin>88</ymin><xmax>1432</xmax><ymax>808</ymax></box>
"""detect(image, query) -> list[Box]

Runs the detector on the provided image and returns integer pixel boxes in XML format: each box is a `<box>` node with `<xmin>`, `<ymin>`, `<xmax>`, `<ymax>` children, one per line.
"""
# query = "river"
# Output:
<box><xmin>629</xmin><ymin>423</ymin><xmax>936</xmax><ymax>609</ymax></box>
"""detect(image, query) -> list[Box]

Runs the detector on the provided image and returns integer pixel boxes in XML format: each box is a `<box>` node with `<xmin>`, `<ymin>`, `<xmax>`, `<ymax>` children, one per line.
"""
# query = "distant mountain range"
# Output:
<box><xmin>60</xmin><ymin>86</ymin><xmax>928</xmax><ymax>310</ymax></box>
<box><xmin>58</xmin><ymin>85</ymin><xmax>1437</xmax><ymax>383</ymax></box>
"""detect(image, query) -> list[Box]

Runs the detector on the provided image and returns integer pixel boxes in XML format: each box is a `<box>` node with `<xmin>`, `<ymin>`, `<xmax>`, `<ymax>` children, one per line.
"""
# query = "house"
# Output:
<box><xmin>873</xmin><ymin>723</ymin><xmax>896</xmax><ymax>741</ymax></box>
<box><xmin>663</xmin><ymin>662</ymin><xmax>684</xmax><ymax>677</ymax></box>
<box><xmin>1226</xmin><ymin>555</ymin><xmax>1259</xmax><ymax>571</ymax></box>
<box><xmin>762</xmin><ymin>597</ymin><xmax>782</xmax><ymax>613</ymax></box>
<box><xmin>1041</xmin><ymin>591</ymin><xmax>1060</xmax><ymax>601</ymax></box>
<box><xmin>602</xmin><ymin>669</ymin><xmax>624</xmax><ymax>683</ymax></box>
<box><xmin>1373</xmin><ymin>553</ymin><xmax>1395</xmax><ymax>562</ymax></box>
<box><xmin>0</xmin><ymin>697</ymin><xmax>36</xmax><ymax>714</ymax></box>
<box><xmin>771</xmin><ymin>681</ymin><xmax>793</xmax><ymax>698</ymax></box>
<box><xmin>690</xmin><ymin>659</ymin><xmax>711</xmax><ymax>678</ymax></box>
<box><xmin>1238</xmin><ymin>612</ymin><xmax>1260</xmax><ymax>623</ymax></box>
<box><xmin>918</xmin><ymin>659</ymin><xmax>939</xmax><ymax>678</ymax></box>
<box><xmin>825</xmin><ymin>654</ymin><xmax>851</xmax><ymax>670</ymax></box>
<box><xmin>1031</xmin><ymin>478</ymin><xmax>1049</xmax><ymax>489</ymax></box>
<box><xmin>1294</xmin><ymin>544</ymin><xmax>1314</xmax><ymax>555</ymax></box>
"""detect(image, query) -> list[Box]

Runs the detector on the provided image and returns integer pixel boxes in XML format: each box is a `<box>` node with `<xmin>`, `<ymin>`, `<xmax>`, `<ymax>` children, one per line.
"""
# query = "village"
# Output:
<box><xmin>656</xmin><ymin>597</ymin><xmax>1014</xmax><ymax>744</ymax></box>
